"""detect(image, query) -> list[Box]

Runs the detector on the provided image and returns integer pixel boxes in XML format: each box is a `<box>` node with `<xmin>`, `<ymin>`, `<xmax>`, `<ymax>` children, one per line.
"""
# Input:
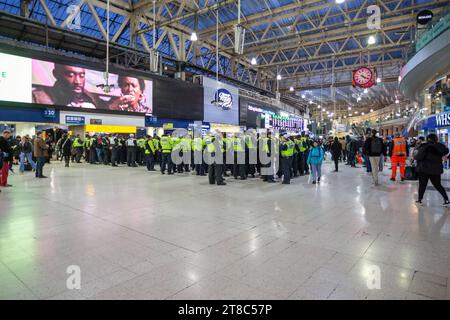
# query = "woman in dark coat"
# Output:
<box><xmin>330</xmin><ymin>137</ymin><xmax>343</xmax><ymax>172</ymax></box>
<box><xmin>60</xmin><ymin>133</ymin><xmax>72</xmax><ymax>167</ymax></box>
<box><xmin>414</xmin><ymin>133</ymin><xmax>450</xmax><ymax>206</ymax></box>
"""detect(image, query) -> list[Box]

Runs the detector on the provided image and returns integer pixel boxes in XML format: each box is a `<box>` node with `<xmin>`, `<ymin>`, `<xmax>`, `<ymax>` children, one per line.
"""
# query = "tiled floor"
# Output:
<box><xmin>1</xmin><ymin>159</ymin><xmax>450</xmax><ymax>300</ymax></box>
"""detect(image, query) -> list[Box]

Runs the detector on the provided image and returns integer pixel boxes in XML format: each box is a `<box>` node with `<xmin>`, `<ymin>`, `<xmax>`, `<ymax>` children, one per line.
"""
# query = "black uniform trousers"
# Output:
<box><xmin>145</xmin><ymin>153</ymin><xmax>155</xmax><ymax>171</ymax></box>
<box><xmin>281</xmin><ymin>156</ymin><xmax>293</xmax><ymax>183</ymax></box>
<box><xmin>89</xmin><ymin>147</ymin><xmax>96</xmax><ymax>164</ymax></box>
<box><xmin>111</xmin><ymin>147</ymin><xmax>119</xmax><ymax>166</ymax></box>
<box><xmin>208</xmin><ymin>162</ymin><xmax>224</xmax><ymax>185</ymax></box>
<box><xmin>233</xmin><ymin>152</ymin><xmax>246</xmax><ymax>179</ymax></box>
<box><xmin>418</xmin><ymin>173</ymin><xmax>449</xmax><ymax>201</ymax></box>
<box><xmin>292</xmin><ymin>153</ymin><xmax>299</xmax><ymax>177</ymax></box>
<box><xmin>75</xmin><ymin>147</ymin><xmax>83</xmax><ymax>163</ymax></box>
<box><xmin>161</xmin><ymin>152</ymin><xmax>173</xmax><ymax>174</ymax></box>
<box><xmin>127</xmin><ymin>147</ymin><xmax>137</xmax><ymax>167</ymax></box>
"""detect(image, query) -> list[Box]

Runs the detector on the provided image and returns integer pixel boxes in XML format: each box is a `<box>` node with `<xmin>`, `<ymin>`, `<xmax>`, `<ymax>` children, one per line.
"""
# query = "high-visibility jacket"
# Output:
<box><xmin>72</xmin><ymin>138</ymin><xmax>83</xmax><ymax>148</ymax></box>
<box><xmin>233</xmin><ymin>136</ymin><xmax>244</xmax><ymax>152</ymax></box>
<box><xmin>205</xmin><ymin>136</ymin><xmax>214</xmax><ymax>154</ymax></box>
<box><xmin>160</xmin><ymin>136</ymin><xmax>173</xmax><ymax>153</ymax></box>
<box><xmin>299</xmin><ymin>137</ymin><xmax>308</xmax><ymax>152</ymax></box>
<box><xmin>259</xmin><ymin>137</ymin><xmax>269</xmax><ymax>154</ymax></box>
<box><xmin>181</xmin><ymin>138</ymin><xmax>192</xmax><ymax>152</ymax></box>
<box><xmin>172</xmin><ymin>137</ymin><xmax>181</xmax><ymax>148</ymax></box>
<box><xmin>138</xmin><ymin>138</ymin><xmax>146</xmax><ymax>149</ymax></box>
<box><xmin>83</xmin><ymin>138</ymin><xmax>90</xmax><ymax>148</ymax></box>
<box><xmin>145</xmin><ymin>139</ymin><xmax>156</xmax><ymax>154</ymax></box>
<box><xmin>281</xmin><ymin>140</ymin><xmax>295</xmax><ymax>157</ymax></box>
<box><xmin>392</xmin><ymin>138</ymin><xmax>407</xmax><ymax>157</ymax></box>
<box><xmin>224</xmin><ymin>137</ymin><xmax>233</xmax><ymax>152</ymax></box>
<box><xmin>245</xmin><ymin>135</ymin><xmax>257</xmax><ymax>150</ymax></box>
<box><xmin>192</xmin><ymin>137</ymin><xmax>204</xmax><ymax>152</ymax></box>
<box><xmin>153</xmin><ymin>139</ymin><xmax>160</xmax><ymax>151</ymax></box>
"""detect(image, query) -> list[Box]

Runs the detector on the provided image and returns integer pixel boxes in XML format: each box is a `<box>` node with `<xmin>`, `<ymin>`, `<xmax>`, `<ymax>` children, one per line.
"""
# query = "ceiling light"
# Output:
<box><xmin>368</xmin><ymin>35</ymin><xmax>376</xmax><ymax>45</ymax></box>
<box><xmin>309</xmin><ymin>100</ymin><xmax>313</xmax><ymax>104</ymax></box>
<box><xmin>370</xmin><ymin>108</ymin><xmax>374</xmax><ymax>112</ymax></box>
<box><xmin>357</xmin><ymin>97</ymin><xmax>362</xmax><ymax>102</ymax></box>
<box><xmin>190</xmin><ymin>32</ymin><xmax>198</xmax><ymax>41</ymax></box>
<box><xmin>362</xmin><ymin>112</ymin><xmax>365</xmax><ymax>115</ymax></box>
<box><xmin>251</xmin><ymin>57</ymin><xmax>257</xmax><ymax>65</ymax></box>
<box><xmin>364</xmin><ymin>88</ymin><xmax>368</xmax><ymax>94</ymax></box>
<box><xmin>322</xmin><ymin>108</ymin><xmax>326</xmax><ymax>112</ymax></box>
<box><xmin>276</xmin><ymin>74</ymin><xmax>282</xmax><ymax>80</ymax></box>
<box><xmin>376</xmin><ymin>77</ymin><xmax>381</xmax><ymax>83</ymax></box>
<box><xmin>301</xmin><ymin>94</ymin><xmax>306</xmax><ymax>99</ymax></box>
<box><xmin>355</xmin><ymin>111</ymin><xmax>359</xmax><ymax>114</ymax></box>
<box><xmin>348</xmin><ymin>106</ymin><xmax>352</xmax><ymax>110</ymax></box>
<box><xmin>289</xmin><ymin>86</ymin><xmax>294</xmax><ymax>92</ymax></box>
<box><xmin>344</xmin><ymin>116</ymin><xmax>347</xmax><ymax>118</ymax></box>
<box><xmin>395</xmin><ymin>99</ymin><xmax>399</xmax><ymax>104</ymax></box>
<box><xmin>336</xmin><ymin>0</ymin><xmax>345</xmax><ymax>3</ymax></box>
<box><xmin>398</xmin><ymin>75</ymin><xmax>402</xmax><ymax>82</ymax></box>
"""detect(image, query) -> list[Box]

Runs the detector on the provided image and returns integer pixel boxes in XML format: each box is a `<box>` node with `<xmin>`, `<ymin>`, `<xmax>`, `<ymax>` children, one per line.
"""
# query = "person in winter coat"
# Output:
<box><xmin>307</xmin><ymin>140</ymin><xmax>325</xmax><ymax>184</ymax></box>
<box><xmin>414</xmin><ymin>133</ymin><xmax>450</xmax><ymax>206</ymax></box>
<box><xmin>19</xmin><ymin>135</ymin><xmax>36</xmax><ymax>173</ymax></box>
<box><xmin>60</xmin><ymin>133</ymin><xmax>72</xmax><ymax>167</ymax></box>
<box><xmin>330</xmin><ymin>137</ymin><xmax>342</xmax><ymax>172</ymax></box>
<box><xmin>0</xmin><ymin>130</ymin><xmax>13</xmax><ymax>189</ymax></box>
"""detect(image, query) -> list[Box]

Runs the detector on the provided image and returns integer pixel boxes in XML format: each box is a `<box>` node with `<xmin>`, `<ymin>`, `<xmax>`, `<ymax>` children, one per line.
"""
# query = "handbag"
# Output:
<box><xmin>405</xmin><ymin>166</ymin><xmax>418</xmax><ymax>180</ymax></box>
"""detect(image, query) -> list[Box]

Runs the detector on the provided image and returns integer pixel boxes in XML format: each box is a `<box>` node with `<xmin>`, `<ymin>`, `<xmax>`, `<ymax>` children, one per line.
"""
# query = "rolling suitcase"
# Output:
<box><xmin>405</xmin><ymin>166</ymin><xmax>418</xmax><ymax>180</ymax></box>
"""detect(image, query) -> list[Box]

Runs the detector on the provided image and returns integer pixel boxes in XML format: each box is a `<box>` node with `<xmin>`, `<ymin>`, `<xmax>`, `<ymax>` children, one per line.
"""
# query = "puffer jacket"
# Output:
<box><xmin>307</xmin><ymin>146</ymin><xmax>325</xmax><ymax>165</ymax></box>
<box><xmin>414</xmin><ymin>142</ymin><xmax>449</xmax><ymax>175</ymax></box>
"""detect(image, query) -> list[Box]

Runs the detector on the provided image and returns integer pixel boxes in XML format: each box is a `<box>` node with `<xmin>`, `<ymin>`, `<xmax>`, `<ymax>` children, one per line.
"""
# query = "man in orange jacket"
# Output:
<box><xmin>389</xmin><ymin>133</ymin><xmax>409</xmax><ymax>181</ymax></box>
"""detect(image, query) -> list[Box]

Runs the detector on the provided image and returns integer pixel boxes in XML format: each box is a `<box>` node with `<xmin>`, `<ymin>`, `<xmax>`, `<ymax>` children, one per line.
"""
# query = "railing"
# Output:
<box><xmin>407</xmin><ymin>9</ymin><xmax>450</xmax><ymax>61</ymax></box>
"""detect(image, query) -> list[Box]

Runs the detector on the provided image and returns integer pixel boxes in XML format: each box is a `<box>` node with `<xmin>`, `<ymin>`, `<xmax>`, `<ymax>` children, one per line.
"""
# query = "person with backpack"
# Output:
<box><xmin>19</xmin><ymin>135</ymin><xmax>36</xmax><ymax>174</ymax></box>
<box><xmin>363</xmin><ymin>129</ymin><xmax>387</xmax><ymax>186</ymax></box>
<box><xmin>414</xmin><ymin>134</ymin><xmax>450</xmax><ymax>206</ymax></box>
<box><xmin>307</xmin><ymin>139</ymin><xmax>325</xmax><ymax>184</ymax></box>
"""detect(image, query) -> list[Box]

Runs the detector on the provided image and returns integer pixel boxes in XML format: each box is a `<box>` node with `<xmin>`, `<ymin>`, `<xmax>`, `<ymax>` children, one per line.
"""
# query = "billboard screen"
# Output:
<box><xmin>203</xmin><ymin>77</ymin><xmax>239</xmax><ymax>125</ymax></box>
<box><xmin>0</xmin><ymin>52</ymin><xmax>153</xmax><ymax>114</ymax></box>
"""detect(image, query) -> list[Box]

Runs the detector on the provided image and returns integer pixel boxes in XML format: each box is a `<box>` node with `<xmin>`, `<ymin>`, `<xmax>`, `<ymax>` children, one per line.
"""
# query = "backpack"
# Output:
<box><xmin>371</xmin><ymin>137</ymin><xmax>383</xmax><ymax>155</ymax></box>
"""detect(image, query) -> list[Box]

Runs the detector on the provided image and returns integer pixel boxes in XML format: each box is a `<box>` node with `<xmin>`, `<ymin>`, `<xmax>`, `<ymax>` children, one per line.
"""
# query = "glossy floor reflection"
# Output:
<box><xmin>1</xmin><ymin>160</ymin><xmax>450</xmax><ymax>300</ymax></box>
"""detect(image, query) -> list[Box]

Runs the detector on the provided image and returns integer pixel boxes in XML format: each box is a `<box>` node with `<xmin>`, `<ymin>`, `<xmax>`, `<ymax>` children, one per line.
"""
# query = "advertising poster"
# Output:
<box><xmin>0</xmin><ymin>52</ymin><xmax>153</xmax><ymax>114</ymax></box>
<box><xmin>0</xmin><ymin>53</ymin><xmax>32</xmax><ymax>103</ymax></box>
<box><xmin>203</xmin><ymin>77</ymin><xmax>239</xmax><ymax>125</ymax></box>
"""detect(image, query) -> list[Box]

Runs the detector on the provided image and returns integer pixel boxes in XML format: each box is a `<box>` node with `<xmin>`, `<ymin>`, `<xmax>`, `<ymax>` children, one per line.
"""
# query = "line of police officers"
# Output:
<box><xmin>66</xmin><ymin>131</ymin><xmax>313</xmax><ymax>186</ymax></box>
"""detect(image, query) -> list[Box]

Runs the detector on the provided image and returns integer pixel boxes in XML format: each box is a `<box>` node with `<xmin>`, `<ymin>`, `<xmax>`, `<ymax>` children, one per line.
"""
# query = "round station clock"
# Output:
<box><xmin>352</xmin><ymin>66</ymin><xmax>375</xmax><ymax>89</ymax></box>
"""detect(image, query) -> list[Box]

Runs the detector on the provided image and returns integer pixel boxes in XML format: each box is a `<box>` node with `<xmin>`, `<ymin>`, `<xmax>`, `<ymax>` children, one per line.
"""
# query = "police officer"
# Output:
<box><xmin>88</xmin><ymin>135</ymin><xmax>96</xmax><ymax>164</ymax></box>
<box><xmin>192</xmin><ymin>132</ymin><xmax>205</xmax><ymax>176</ymax></box>
<box><xmin>260</xmin><ymin>131</ymin><xmax>276</xmax><ymax>183</ymax></box>
<box><xmin>160</xmin><ymin>133</ymin><xmax>173</xmax><ymax>174</ymax></box>
<box><xmin>292</xmin><ymin>135</ymin><xmax>300</xmax><ymax>177</ymax></box>
<box><xmin>83</xmin><ymin>134</ymin><xmax>90</xmax><ymax>161</ymax></box>
<box><xmin>180</xmin><ymin>133</ymin><xmax>192</xmax><ymax>173</ymax></box>
<box><xmin>245</xmin><ymin>130</ymin><xmax>257</xmax><ymax>178</ymax></box>
<box><xmin>145</xmin><ymin>135</ymin><xmax>156</xmax><ymax>171</ymax></box>
<box><xmin>232</xmin><ymin>133</ymin><xmax>246</xmax><ymax>180</ymax></box>
<box><xmin>298</xmin><ymin>132</ymin><xmax>308</xmax><ymax>175</ymax></box>
<box><xmin>126</xmin><ymin>134</ymin><xmax>137</xmax><ymax>167</ymax></box>
<box><xmin>72</xmin><ymin>134</ymin><xmax>84</xmax><ymax>163</ymax></box>
<box><xmin>280</xmin><ymin>134</ymin><xmax>295</xmax><ymax>184</ymax></box>
<box><xmin>137</xmin><ymin>136</ymin><xmax>146</xmax><ymax>166</ymax></box>
<box><xmin>206</xmin><ymin>132</ymin><xmax>226</xmax><ymax>186</ymax></box>
<box><xmin>102</xmin><ymin>134</ymin><xmax>111</xmax><ymax>165</ymax></box>
<box><xmin>110</xmin><ymin>134</ymin><xmax>120</xmax><ymax>167</ymax></box>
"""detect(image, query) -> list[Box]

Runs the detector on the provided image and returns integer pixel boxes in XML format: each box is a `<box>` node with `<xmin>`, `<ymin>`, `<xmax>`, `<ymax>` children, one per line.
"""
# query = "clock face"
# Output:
<box><xmin>353</xmin><ymin>67</ymin><xmax>373</xmax><ymax>86</ymax></box>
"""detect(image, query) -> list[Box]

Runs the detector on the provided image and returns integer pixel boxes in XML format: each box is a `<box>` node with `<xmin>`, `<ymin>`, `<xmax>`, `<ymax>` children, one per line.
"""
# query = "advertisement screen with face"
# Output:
<box><xmin>31</xmin><ymin>59</ymin><xmax>153</xmax><ymax>114</ymax></box>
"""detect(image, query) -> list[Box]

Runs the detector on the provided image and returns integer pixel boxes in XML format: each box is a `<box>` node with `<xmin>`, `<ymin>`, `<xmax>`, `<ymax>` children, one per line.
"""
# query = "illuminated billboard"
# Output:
<box><xmin>0</xmin><ymin>52</ymin><xmax>153</xmax><ymax>114</ymax></box>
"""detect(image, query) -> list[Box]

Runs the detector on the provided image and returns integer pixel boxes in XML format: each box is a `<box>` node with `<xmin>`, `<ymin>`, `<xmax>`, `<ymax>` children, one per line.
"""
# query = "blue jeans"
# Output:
<box><xmin>19</xmin><ymin>152</ymin><xmax>36</xmax><ymax>172</ymax></box>
<box><xmin>95</xmin><ymin>148</ymin><xmax>103</xmax><ymax>163</ymax></box>
<box><xmin>35</xmin><ymin>156</ymin><xmax>46</xmax><ymax>177</ymax></box>
<box><xmin>364</xmin><ymin>155</ymin><xmax>372</xmax><ymax>172</ymax></box>
<box><xmin>310</xmin><ymin>163</ymin><xmax>322</xmax><ymax>181</ymax></box>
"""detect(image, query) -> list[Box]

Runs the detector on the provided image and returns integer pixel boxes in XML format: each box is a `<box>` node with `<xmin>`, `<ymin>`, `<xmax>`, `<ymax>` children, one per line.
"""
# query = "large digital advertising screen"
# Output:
<box><xmin>203</xmin><ymin>77</ymin><xmax>239</xmax><ymax>125</ymax></box>
<box><xmin>0</xmin><ymin>52</ymin><xmax>153</xmax><ymax>114</ymax></box>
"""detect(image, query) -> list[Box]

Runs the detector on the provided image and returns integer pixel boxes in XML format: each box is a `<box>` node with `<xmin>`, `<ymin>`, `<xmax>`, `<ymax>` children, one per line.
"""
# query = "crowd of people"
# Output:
<box><xmin>1</xmin><ymin>128</ymin><xmax>450</xmax><ymax>206</ymax></box>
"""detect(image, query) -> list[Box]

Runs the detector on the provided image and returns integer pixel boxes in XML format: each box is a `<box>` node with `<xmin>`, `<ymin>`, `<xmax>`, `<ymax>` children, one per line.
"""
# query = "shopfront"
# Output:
<box><xmin>417</xmin><ymin>110</ymin><xmax>450</xmax><ymax>147</ymax></box>
<box><xmin>263</xmin><ymin>114</ymin><xmax>305</xmax><ymax>133</ymax></box>
<box><xmin>239</xmin><ymin>97</ymin><xmax>278</xmax><ymax>129</ymax></box>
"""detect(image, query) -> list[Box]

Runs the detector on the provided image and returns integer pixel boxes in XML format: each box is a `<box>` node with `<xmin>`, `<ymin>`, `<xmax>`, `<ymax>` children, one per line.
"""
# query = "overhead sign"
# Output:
<box><xmin>85</xmin><ymin>125</ymin><xmax>137</xmax><ymax>134</ymax></box>
<box><xmin>417</xmin><ymin>10</ymin><xmax>433</xmax><ymax>25</ymax></box>
<box><xmin>418</xmin><ymin>111</ymin><xmax>450</xmax><ymax>130</ymax></box>
<box><xmin>65</xmin><ymin>115</ymin><xmax>85</xmax><ymax>124</ymax></box>
<box><xmin>43</xmin><ymin>108</ymin><xmax>56</xmax><ymax>118</ymax></box>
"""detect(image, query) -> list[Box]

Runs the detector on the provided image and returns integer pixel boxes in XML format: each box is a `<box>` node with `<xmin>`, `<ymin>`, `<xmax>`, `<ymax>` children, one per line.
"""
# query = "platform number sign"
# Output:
<box><xmin>43</xmin><ymin>108</ymin><xmax>56</xmax><ymax>118</ymax></box>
